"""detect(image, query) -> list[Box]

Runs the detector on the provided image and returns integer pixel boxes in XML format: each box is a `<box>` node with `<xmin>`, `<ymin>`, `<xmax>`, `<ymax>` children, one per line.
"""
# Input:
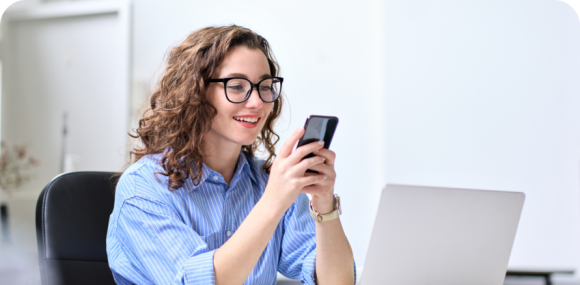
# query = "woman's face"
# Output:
<box><xmin>205</xmin><ymin>46</ymin><xmax>274</xmax><ymax>148</ymax></box>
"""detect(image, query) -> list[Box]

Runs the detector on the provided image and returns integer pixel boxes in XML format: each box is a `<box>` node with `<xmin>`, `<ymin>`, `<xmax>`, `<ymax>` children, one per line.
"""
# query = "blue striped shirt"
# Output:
<box><xmin>106</xmin><ymin>151</ymin><xmax>319</xmax><ymax>285</ymax></box>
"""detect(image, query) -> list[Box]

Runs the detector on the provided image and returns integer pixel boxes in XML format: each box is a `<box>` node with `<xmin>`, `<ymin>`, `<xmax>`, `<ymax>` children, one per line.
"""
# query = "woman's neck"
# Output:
<box><xmin>203</xmin><ymin>139</ymin><xmax>242</xmax><ymax>185</ymax></box>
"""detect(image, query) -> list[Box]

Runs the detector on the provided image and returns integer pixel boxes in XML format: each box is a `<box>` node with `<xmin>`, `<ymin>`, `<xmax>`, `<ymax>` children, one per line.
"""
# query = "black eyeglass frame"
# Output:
<box><xmin>209</xmin><ymin>77</ymin><xmax>284</xmax><ymax>104</ymax></box>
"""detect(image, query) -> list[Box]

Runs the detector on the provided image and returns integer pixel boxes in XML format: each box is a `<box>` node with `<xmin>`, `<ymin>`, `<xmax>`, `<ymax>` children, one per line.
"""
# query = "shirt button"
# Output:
<box><xmin>213</xmin><ymin>175</ymin><xmax>219</xmax><ymax>180</ymax></box>
<box><xmin>226</xmin><ymin>231</ymin><xmax>232</xmax><ymax>237</ymax></box>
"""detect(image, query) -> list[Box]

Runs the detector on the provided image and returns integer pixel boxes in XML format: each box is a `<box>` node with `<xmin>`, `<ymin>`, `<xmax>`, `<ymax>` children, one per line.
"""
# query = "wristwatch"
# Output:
<box><xmin>309</xmin><ymin>194</ymin><xmax>341</xmax><ymax>222</ymax></box>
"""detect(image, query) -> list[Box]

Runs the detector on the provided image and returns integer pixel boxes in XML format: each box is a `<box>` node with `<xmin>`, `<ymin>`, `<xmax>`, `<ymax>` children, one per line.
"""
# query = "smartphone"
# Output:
<box><xmin>296</xmin><ymin>115</ymin><xmax>339</xmax><ymax>161</ymax></box>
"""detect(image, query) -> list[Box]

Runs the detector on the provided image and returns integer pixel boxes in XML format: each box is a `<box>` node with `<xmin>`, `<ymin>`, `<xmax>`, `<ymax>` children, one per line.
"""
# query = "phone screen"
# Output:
<box><xmin>302</xmin><ymin>117</ymin><xmax>330</xmax><ymax>145</ymax></box>
<box><xmin>297</xmin><ymin>115</ymin><xmax>339</xmax><ymax>158</ymax></box>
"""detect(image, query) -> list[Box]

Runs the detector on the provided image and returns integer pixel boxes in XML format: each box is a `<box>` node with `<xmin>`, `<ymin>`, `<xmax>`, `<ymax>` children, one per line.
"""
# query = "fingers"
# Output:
<box><xmin>300</xmin><ymin>184</ymin><xmax>325</xmax><ymax>196</ymax></box>
<box><xmin>288</xmin><ymin>141</ymin><xmax>324</xmax><ymax>164</ymax></box>
<box><xmin>312</xmin><ymin>148</ymin><xmax>336</xmax><ymax>166</ymax></box>
<box><xmin>295</xmin><ymin>155</ymin><xmax>326</xmax><ymax>174</ymax></box>
<box><xmin>305</xmin><ymin>164</ymin><xmax>335</xmax><ymax>190</ymax></box>
<box><xmin>296</xmin><ymin>173</ymin><xmax>327</xmax><ymax>188</ymax></box>
<box><xmin>278</xmin><ymin>127</ymin><xmax>305</xmax><ymax>158</ymax></box>
<box><xmin>306</xmin><ymin>163</ymin><xmax>332</xmax><ymax>175</ymax></box>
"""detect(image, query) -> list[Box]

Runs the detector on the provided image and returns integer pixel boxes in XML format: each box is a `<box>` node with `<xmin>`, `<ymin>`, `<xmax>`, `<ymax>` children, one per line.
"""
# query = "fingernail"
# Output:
<box><xmin>323</xmin><ymin>175</ymin><xmax>328</xmax><ymax>179</ymax></box>
<box><xmin>313</xmin><ymin>150</ymin><xmax>319</xmax><ymax>154</ymax></box>
<box><xmin>318</xmin><ymin>141</ymin><xmax>324</xmax><ymax>145</ymax></box>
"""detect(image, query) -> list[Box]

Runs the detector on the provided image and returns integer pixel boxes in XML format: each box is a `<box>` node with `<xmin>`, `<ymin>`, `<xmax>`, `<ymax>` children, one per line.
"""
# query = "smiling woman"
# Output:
<box><xmin>128</xmin><ymin>27</ymin><xmax>283</xmax><ymax>190</ymax></box>
<box><xmin>106</xmin><ymin>25</ymin><xmax>355</xmax><ymax>285</ymax></box>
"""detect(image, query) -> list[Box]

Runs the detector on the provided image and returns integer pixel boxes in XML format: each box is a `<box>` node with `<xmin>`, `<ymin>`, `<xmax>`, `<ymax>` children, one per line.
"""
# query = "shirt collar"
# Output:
<box><xmin>186</xmin><ymin>151</ymin><xmax>256</xmax><ymax>192</ymax></box>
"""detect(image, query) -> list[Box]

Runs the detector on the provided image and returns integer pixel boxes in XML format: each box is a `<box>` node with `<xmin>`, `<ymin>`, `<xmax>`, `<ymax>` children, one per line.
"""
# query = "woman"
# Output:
<box><xmin>106</xmin><ymin>25</ymin><xmax>355</xmax><ymax>285</ymax></box>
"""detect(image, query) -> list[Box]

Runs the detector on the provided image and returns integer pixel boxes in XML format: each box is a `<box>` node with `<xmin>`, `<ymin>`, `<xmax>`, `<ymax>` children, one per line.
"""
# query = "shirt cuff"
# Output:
<box><xmin>181</xmin><ymin>249</ymin><xmax>217</xmax><ymax>285</ymax></box>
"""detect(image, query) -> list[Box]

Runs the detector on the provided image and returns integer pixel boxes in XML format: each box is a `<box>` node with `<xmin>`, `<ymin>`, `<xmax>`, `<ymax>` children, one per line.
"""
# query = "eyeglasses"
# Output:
<box><xmin>209</xmin><ymin>77</ymin><xmax>283</xmax><ymax>103</ymax></box>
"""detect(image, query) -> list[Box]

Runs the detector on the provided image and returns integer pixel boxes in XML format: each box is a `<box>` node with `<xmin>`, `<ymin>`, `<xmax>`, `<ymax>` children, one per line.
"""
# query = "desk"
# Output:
<box><xmin>505</xmin><ymin>268</ymin><xmax>574</xmax><ymax>285</ymax></box>
<box><xmin>277</xmin><ymin>268</ymin><xmax>576</xmax><ymax>285</ymax></box>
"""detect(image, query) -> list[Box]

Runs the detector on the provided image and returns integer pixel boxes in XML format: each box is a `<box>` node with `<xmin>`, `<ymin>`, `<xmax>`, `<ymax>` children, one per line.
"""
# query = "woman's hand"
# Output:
<box><xmin>302</xmin><ymin>147</ymin><xmax>337</xmax><ymax>214</ymax></box>
<box><xmin>264</xmin><ymin>127</ymin><xmax>328</xmax><ymax>212</ymax></box>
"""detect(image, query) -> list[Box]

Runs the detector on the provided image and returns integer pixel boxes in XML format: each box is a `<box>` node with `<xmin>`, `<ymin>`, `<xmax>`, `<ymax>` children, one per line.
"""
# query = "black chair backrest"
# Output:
<box><xmin>36</xmin><ymin>171</ymin><xmax>118</xmax><ymax>285</ymax></box>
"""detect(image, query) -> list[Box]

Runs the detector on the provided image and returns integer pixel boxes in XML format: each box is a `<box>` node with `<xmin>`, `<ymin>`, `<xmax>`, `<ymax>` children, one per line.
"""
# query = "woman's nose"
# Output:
<box><xmin>245</xmin><ymin>88</ymin><xmax>263</xmax><ymax>109</ymax></box>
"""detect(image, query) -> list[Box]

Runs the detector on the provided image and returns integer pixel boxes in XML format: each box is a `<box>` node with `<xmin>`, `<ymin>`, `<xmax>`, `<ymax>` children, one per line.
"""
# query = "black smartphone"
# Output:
<box><xmin>296</xmin><ymin>115</ymin><xmax>339</xmax><ymax>161</ymax></box>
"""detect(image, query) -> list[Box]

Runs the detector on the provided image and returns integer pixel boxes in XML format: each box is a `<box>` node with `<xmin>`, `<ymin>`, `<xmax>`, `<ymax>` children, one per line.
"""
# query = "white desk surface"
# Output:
<box><xmin>276</xmin><ymin>266</ymin><xmax>575</xmax><ymax>282</ymax></box>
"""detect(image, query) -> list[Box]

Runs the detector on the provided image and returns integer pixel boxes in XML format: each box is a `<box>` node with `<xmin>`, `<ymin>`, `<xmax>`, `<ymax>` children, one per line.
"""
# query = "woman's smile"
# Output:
<box><xmin>233</xmin><ymin>114</ymin><xmax>261</xmax><ymax>128</ymax></box>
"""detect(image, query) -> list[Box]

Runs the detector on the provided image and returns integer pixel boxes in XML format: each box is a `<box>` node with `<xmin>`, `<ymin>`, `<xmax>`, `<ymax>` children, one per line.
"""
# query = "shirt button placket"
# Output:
<box><xmin>224</xmin><ymin>189</ymin><xmax>231</xmax><ymax>240</ymax></box>
<box><xmin>228</xmin><ymin>186</ymin><xmax>235</xmax><ymax>239</ymax></box>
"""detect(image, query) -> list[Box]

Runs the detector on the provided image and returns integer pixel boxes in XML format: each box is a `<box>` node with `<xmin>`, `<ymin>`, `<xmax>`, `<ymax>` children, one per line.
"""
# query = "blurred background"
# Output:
<box><xmin>1</xmin><ymin>0</ymin><xmax>580</xmax><ymax>284</ymax></box>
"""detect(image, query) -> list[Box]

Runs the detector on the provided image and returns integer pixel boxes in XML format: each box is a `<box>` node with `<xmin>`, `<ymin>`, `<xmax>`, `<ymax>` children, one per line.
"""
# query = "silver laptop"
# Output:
<box><xmin>358</xmin><ymin>184</ymin><xmax>525</xmax><ymax>285</ymax></box>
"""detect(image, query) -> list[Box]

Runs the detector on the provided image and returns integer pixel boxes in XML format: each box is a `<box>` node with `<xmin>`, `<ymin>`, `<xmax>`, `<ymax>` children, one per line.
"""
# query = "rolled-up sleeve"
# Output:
<box><xmin>277</xmin><ymin>194</ymin><xmax>317</xmax><ymax>284</ymax></box>
<box><xmin>115</xmin><ymin>195</ymin><xmax>216</xmax><ymax>285</ymax></box>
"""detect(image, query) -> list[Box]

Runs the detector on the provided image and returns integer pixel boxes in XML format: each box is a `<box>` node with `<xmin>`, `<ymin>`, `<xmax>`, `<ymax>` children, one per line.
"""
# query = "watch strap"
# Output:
<box><xmin>309</xmin><ymin>194</ymin><xmax>341</xmax><ymax>222</ymax></box>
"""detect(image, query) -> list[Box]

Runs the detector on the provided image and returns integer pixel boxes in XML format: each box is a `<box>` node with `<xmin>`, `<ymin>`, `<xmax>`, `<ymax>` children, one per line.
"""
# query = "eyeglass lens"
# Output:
<box><xmin>225</xmin><ymin>78</ymin><xmax>281</xmax><ymax>103</ymax></box>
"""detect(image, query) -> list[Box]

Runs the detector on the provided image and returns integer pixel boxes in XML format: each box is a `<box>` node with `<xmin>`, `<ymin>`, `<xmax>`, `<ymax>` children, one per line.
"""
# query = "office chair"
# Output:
<box><xmin>36</xmin><ymin>171</ymin><xmax>118</xmax><ymax>285</ymax></box>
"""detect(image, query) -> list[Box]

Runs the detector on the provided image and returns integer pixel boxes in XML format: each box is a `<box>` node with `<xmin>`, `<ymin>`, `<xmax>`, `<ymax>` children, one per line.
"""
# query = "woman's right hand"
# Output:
<box><xmin>264</xmin><ymin>127</ymin><xmax>328</xmax><ymax>212</ymax></box>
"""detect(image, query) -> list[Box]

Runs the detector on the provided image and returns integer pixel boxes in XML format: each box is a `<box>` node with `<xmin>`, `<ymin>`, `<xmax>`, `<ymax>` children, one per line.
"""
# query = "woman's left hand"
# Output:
<box><xmin>301</xmin><ymin>148</ymin><xmax>337</xmax><ymax>214</ymax></box>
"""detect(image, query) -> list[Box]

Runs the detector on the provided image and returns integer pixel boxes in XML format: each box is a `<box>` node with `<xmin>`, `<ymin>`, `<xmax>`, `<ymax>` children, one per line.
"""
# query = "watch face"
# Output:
<box><xmin>335</xmin><ymin>195</ymin><xmax>342</xmax><ymax>215</ymax></box>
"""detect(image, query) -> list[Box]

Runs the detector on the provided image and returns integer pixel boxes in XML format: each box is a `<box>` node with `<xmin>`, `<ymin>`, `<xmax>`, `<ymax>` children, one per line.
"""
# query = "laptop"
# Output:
<box><xmin>358</xmin><ymin>184</ymin><xmax>525</xmax><ymax>285</ymax></box>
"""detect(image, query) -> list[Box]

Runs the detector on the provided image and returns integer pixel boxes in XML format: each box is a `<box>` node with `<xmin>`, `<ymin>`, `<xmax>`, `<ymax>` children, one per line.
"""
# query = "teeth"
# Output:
<box><xmin>234</xmin><ymin>116</ymin><xmax>259</xmax><ymax>123</ymax></box>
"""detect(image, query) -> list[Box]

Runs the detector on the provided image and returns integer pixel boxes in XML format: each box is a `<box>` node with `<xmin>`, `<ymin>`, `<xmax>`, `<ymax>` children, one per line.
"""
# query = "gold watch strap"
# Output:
<box><xmin>309</xmin><ymin>194</ymin><xmax>341</xmax><ymax>222</ymax></box>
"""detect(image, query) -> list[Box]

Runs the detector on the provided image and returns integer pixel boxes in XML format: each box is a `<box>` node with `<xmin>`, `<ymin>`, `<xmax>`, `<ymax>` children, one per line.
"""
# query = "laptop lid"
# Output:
<box><xmin>358</xmin><ymin>184</ymin><xmax>525</xmax><ymax>285</ymax></box>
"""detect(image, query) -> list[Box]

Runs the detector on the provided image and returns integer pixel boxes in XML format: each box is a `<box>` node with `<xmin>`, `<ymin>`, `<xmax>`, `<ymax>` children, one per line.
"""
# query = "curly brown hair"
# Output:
<box><xmin>130</xmin><ymin>25</ymin><xmax>283</xmax><ymax>190</ymax></box>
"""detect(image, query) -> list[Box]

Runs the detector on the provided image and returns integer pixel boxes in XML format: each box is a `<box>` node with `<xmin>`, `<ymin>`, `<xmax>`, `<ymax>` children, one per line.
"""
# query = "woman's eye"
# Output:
<box><xmin>260</xmin><ymin>86</ymin><xmax>272</xmax><ymax>91</ymax></box>
<box><xmin>227</xmin><ymin>85</ymin><xmax>244</xmax><ymax>90</ymax></box>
